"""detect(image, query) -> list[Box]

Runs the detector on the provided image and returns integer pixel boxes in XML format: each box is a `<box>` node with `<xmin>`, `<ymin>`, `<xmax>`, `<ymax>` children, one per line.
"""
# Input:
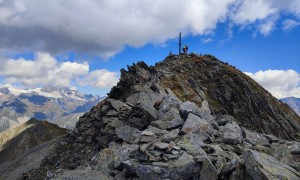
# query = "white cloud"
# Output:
<box><xmin>0</xmin><ymin>53</ymin><xmax>88</xmax><ymax>87</ymax></box>
<box><xmin>0</xmin><ymin>0</ymin><xmax>237</xmax><ymax>58</ymax></box>
<box><xmin>231</xmin><ymin>0</ymin><xmax>277</xmax><ymax>24</ymax></box>
<box><xmin>0</xmin><ymin>52</ymin><xmax>118</xmax><ymax>89</ymax></box>
<box><xmin>282</xmin><ymin>19</ymin><xmax>300</xmax><ymax>31</ymax></box>
<box><xmin>259</xmin><ymin>19</ymin><xmax>276</xmax><ymax>36</ymax></box>
<box><xmin>245</xmin><ymin>70</ymin><xmax>300</xmax><ymax>99</ymax></box>
<box><xmin>202</xmin><ymin>38</ymin><xmax>214</xmax><ymax>43</ymax></box>
<box><xmin>273</xmin><ymin>0</ymin><xmax>300</xmax><ymax>16</ymax></box>
<box><xmin>77</xmin><ymin>70</ymin><xmax>119</xmax><ymax>89</ymax></box>
<box><xmin>0</xmin><ymin>83</ymin><xmax>13</xmax><ymax>88</ymax></box>
<box><xmin>0</xmin><ymin>0</ymin><xmax>300</xmax><ymax>58</ymax></box>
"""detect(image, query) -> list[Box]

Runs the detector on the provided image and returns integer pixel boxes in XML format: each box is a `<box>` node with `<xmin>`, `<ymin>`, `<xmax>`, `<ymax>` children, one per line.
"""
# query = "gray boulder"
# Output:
<box><xmin>181</xmin><ymin>113</ymin><xmax>203</xmax><ymax>134</ymax></box>
<box><xmin>162</xmin><ymin>128</ymin><xmax>179</xmax><ymax>143</ymax></box>
<box><xmin>289</xmin><ymin>142</ymin><xmax>300</xmax><ymax>155</ymax></box>
<box><xmin>135</xmin><ymin>152</ymin><xmax>197</xmax><ymax>180</ymax></box>
<box><xmin>144</xmin><ymin>126</ymin><xmax>169</xmax><ymax>135</ymax></box>
<box><xmin>115</xmin><ymin>125</ymin><xmax>142</xmax><ymax>144</ymax></box>
<box><xmin>181</xmin><ymin>113</ymin><xmax>212</xmax><ymax>134</ymax></box>
<box><xmin>176</xmin><ymin>133</ymin><xmax>207</xmax><ymax>156</ymax></box>
<box><xmin>151</xmin><ymin>108</ymin><xmax>184</xmax><ymax>130</ymax></box>
<box><xmin>139</xmin><ymin>89</ymin><xmax>162</xmax><ymax>119</ymax></box>
<box><xmin>270</xmin><ymin>144</ymin><xmax>298</xmax><ymax>169</ymax></box>
<box><xmin>243</xmin><ymin>149</ymin><xmax>300</xmax><ymax>180</ymax></box>
<box><xmin>181</xmin><ymin>113</ymin><xmax>214</xmax><ymax>142</ymax></box>
<box><xmin>199</xmin><ymin>100</ymin><xmax>214</xmax><ymax>121</ymax></box>
<box><xmin>219</xmin><ymin>121</ymin><xmax>243</xmax><ymax>145</ymax></box>
<box><xmin>243</xmin><ymin>128</ymin><xmax>269</xmax><ymax>146</ymax></box>
<box><xmin>126</xmin><ymin>89</ymin><xmax>162</xmax><ymax>120</ymax></box>
<box><xmin>179</xmin><ymin>100</ymin><xmax>214</xmax><ymax>121</ymax></box>
<box><xmin>108</xmin><ymin>99</ymin><xmax>131</xmax><ymax>112</ymax></box>
<box><xmin>199</xmin><ymin>157</ymin><xmax>218</xmax><ymax>180</ymax></box>
<box><xmin>158</xmin><ymin>94</ymin><xmax>182</xmax><ymax>115</ymax></box>
<box><xmin>216</xmin><ymin>114</ymin><xmax>235</xmax><ymax>126</ymax></box>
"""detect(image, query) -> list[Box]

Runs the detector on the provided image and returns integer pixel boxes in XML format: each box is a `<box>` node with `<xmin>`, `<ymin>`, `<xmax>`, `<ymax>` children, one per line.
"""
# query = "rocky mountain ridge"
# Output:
<box><xmin>0</xmin><ymin>118</ymin><xmax>66</xmax><ymax>164</ymax></box>
<box><xmin>0</xmin><ymin>119</ymin><xmax>66</xmax><ymax>180</ymax></box>
<box><xmin>22</xmin><ymin>54</ymin><xmax>300</xmax><ymax>179</ymax></box>
<box><xmin>0</xmin><ymin>86</ymin><xmax>104</xmax><ymax>131</ymax></box>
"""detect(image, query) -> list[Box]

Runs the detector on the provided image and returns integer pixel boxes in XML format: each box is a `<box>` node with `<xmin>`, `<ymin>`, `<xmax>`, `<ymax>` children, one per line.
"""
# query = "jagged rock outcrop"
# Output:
<box><xmin>23</xmin><ymin>54</ymin><xmax>300</xmax><ymax>180</ymax></box>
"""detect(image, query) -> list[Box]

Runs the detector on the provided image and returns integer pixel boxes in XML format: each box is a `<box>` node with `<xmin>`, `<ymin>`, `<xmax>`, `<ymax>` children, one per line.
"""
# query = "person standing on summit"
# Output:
<box><xmin>183</xmin><ymin>45</ymin><xmax>188</xmax><ymax>54</ymax></box>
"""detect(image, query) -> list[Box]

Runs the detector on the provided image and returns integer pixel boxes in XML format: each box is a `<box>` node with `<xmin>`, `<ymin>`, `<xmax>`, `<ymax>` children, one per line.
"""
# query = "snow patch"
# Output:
<box><xmin>8</xmin><ymin>87</ymin><xmax>63</xmax><ymax>98</ymax></box>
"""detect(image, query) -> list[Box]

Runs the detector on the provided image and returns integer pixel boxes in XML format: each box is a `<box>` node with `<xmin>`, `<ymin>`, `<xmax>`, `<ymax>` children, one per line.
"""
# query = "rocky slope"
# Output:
<box><xmin>0</xmin><ymin>86</ymin><xmax>103</xmax><ymax>131</ymax></box>
<box><xmin>0</xmin><ymin>136</ymin><xmax>63</xmax><ymax>180</ymax></box>
<box><xmin>0</xmin><ymin>118</ymin><xmax>67</xmax><ymax>164</ymax></box>
<box><xmin>23</xmin><ymin>54</ymin><xmax>300</xmax><ymax>179</ymax></box>
<box><xmin>281</xmin><ymin>97</ymin><xmax>300</xmax><ymax>116</ymax></box>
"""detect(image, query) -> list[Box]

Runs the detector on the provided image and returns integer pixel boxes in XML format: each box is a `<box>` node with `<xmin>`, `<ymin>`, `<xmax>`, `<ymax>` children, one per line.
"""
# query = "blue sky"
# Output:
<box><xmin>0</xmin><ymin>0</ymin><xmax>300</xmax><ymax>98</ymax></box>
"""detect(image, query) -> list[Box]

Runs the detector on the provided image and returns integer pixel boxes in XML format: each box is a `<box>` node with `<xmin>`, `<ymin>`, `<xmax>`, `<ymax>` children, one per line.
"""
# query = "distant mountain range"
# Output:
<box><xmin>281</xmin><ymin>97</ymin><xmax>300</xmax><ymax>116</ymax></box>
<box><xmin>0</xmin><ymin>86</ymin><xmax>104</xmax><ymax>132</ymax></box>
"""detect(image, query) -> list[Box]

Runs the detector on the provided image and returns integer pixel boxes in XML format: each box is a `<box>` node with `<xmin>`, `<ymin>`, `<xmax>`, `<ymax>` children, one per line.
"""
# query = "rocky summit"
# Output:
<box><xmin>23</xmin><ymin>54</ymin><xmax>300</xmax><ymax>180</ymax></box>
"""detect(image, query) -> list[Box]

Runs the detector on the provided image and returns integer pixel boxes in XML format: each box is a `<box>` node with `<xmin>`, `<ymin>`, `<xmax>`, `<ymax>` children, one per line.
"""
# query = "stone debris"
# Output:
<box><xmin>243</xmin><ymin>149</ymin><xmax>300</xmax><ymax>180</ymax></box>
<box><xmin>219</xmin><ymin>121</ymin><xmax>243</xmax><ymax>145</ymax></box>
<box><xmin>23</xmin><ymin>56</ymin><xmax>300</xmax><ymax>180</ymax></box>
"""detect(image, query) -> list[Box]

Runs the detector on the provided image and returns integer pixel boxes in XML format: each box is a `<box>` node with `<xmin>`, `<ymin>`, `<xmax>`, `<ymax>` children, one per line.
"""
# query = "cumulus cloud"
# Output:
<box><xmin>245</xmin><ymin>70</ymin><xmax>300</xmax><ymax>99</ymax></box>
<box><xmin>0</xmin><ymin>0</ymin><xmax>300</xmax><ymax>58</ymax></box>
<box><xmin>273</xmin><ymin>0</ymin><xmax>300</xmax><ymax>16</ymax></box>
<box><xmin>0</xmin><ymin>0</ymin><xmax>236</xmax><ymax>58</ymax></box>
<box><xmin>77</xmin><ymin>70</ymin><xmax>119</xmax><ymax>89</ymax></box>
<box><xmin>231</xmin><ymin>0</ymin><xmax>277</xmax><ymax>24</ymax></box>
<box><xmin>0</xmin><ymin>52</ymin><xmax>119</xmax><ymax>88</ymax></box>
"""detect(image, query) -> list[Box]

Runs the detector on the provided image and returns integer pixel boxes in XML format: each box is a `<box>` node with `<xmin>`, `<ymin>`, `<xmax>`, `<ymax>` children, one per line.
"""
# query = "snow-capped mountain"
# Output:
<box><xmin>0</xmin><ymin>86</ymin><xmax>104</xmax><ymax>131</ymax></box>
<box><xmin>281</xmin><ymin>97</ymin><xmax>300</xmax><ymax>116</ymax></box>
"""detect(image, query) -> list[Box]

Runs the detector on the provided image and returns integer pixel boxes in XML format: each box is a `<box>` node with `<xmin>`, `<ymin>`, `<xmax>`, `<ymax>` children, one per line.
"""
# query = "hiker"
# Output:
<box><xmin>182</xmin><ymin>45</ymin><xmax>188</xmax><ymax>54</ymax></box>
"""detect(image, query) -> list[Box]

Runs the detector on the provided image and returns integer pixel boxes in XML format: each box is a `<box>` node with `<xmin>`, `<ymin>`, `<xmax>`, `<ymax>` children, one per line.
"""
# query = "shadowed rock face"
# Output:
<box><xmin>0</xmin><ymin>118</ymin><xmax>67</xmax><ymax>164</ymax></box>
<box><xmin>22</xmin><ymin>54</ymin><xmax>300</xmax><ymax>180</ymax></box>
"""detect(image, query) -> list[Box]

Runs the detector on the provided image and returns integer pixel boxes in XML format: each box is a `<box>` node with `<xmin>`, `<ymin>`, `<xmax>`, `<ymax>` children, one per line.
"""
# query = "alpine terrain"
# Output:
<box><xmin>0</xmin><ymin>118</ymin><xmax>67</xmax><ymax>179</ymax></box>
<box><xmin>0</xmin><ymin>86</ymin><xmax>104</xmax><ymax>131</ymax></box>
<box><xmin>5</xmin><ymin>54</ymin><xmax>300</xmax><ymax>179</ymax></box>
<box><xmin>281</xmin><ymin>97</ymin><xmax>300</xmax><ymax>116</ymax></box>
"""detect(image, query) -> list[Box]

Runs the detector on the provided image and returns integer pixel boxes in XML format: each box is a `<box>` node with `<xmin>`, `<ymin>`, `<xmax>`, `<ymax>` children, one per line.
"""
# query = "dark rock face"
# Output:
<box><xmin>0</xmin><ymin>118</ymin><xmax>67</xmax><ymax>164</ymax></box>
<box><xmin>23</xmin><ymin>55</ymin><xmax>300</xmax><ymax>180</ymax></box>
